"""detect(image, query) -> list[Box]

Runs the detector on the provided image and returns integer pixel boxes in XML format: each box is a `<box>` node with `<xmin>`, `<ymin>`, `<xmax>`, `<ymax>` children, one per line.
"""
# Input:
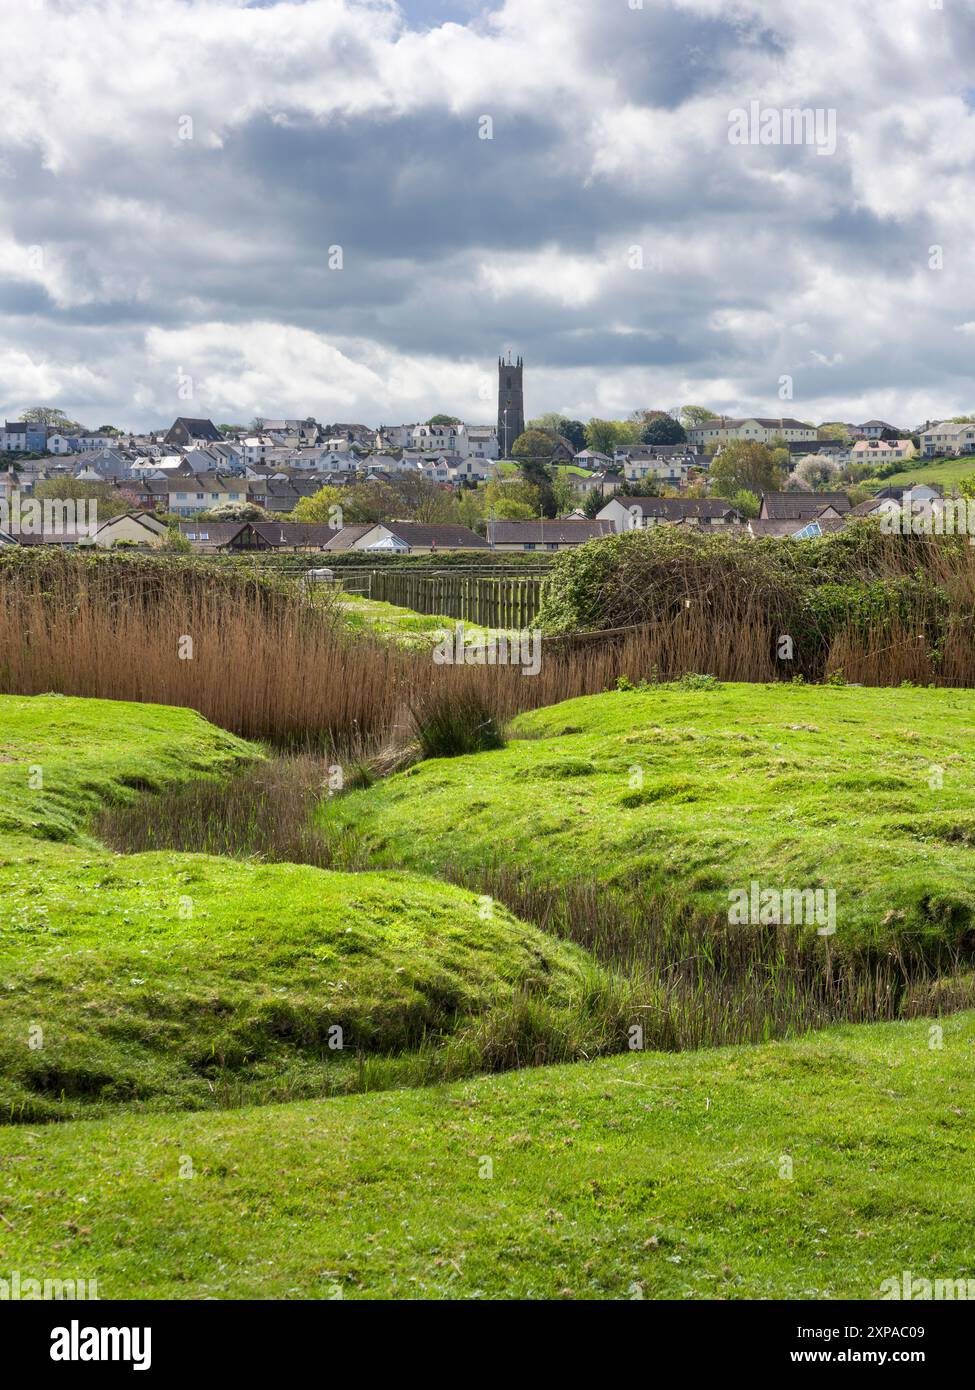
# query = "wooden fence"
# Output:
<box><xmin>337</xmin><ymin>567</ymin><xmax>551</xmax><ymax>628</ymax></box>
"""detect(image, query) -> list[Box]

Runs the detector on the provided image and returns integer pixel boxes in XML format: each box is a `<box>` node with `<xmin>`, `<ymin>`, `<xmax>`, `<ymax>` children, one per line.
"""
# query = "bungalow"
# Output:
<box><xmin>596</xmin><ymin>496</ymin><xmax>742</xmax><ymax>531</ymax></box>
<box><xmin>487</xmin><ymin>519</ymin><xmax>614</xmax><ymax>551</ymax></box>
<box><xmin>746</xmin><ymin>514</ymin><xmax>848</xmax><ymax>539</ymax></box>
<box><xmin>328</xmin><ymin>522</ymin><xmax>489</xmax><ymax>554</ymax></box>
<box><xmin>320</xmin><ymin>524</ymin><xmax>375</xmax><ymax>552</ymax></box>
<box><xmin>573</xmin><ymin>450</ymin><xmax>613</xmax><ymax>471</ymax></box>
<box><xmin>179</xmin><ymin>520</ymin><xmax>338</xmax><ymax>553</ymax></box>
<box><xmin>758</xmin><ymin>491</ymin><xmax>851</xmax><ymax>521</ymax></box>
<box><xmin>93</xmin><ymin>512</ymin><xmax>169</xmax><ymax>548</ymax></box>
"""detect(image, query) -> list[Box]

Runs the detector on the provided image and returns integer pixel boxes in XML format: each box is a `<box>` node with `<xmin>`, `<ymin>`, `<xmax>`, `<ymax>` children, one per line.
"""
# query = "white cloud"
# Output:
<box><xmin>0</xmin><ymin>0</ymin><xmax>974</xmax><ymax>427</ymax></box>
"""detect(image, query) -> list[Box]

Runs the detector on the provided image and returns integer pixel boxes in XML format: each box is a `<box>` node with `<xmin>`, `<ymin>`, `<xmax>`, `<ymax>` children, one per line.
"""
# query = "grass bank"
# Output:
<box><xmin>1</xmin><ymin>1012</ymin><xmax>971</xmax><ymax>1299</ymax></box>
<box><xmin>322</xmin><ymin>681</ymin><xmax>975</xmax><ymax>1039</ymax></box>
<box><xmin>0</xmin><ymin>694</ymin><xmax>610</xmax><ymax>1122</ymax></box>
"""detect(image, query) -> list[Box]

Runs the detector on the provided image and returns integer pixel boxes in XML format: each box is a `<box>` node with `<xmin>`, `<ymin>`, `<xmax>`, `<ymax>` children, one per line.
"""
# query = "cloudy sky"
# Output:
<box><xmin>1</xmin><ymin>0</ymin><xmax>974</xmax><ymax>431</ymax></box>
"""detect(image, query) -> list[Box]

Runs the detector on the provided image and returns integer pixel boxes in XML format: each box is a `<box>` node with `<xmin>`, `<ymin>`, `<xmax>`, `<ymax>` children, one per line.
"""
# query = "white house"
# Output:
<box><xmin>853</xmin><ymin>420</ymin><xmax>898</xmax><ymax>440</ymax></box>
<box><xmin>851</xmin><ymin>439</ymin><xmax>916</xmax><ymax>464</ymax></box>
<box><xmin>686</xmin><ymin>417</ymin><xmax>818</xmax><ymax>449</ymax></box>
<box><xmin>420</xmin><ymin>457</ymin><xmax>453</xmax><ymax>483</ymax></box>
<box><xmin>378</xmin><ymin>424</ymin><xmax>416</xmax><ymax>450</ymax></box>
<box><xmin>919</xmin><ymin>422</ymin><xmax>975</xmax><ymax>457</ymax></box>
<box><xmin>451</xmin><ymin>458</ymin><xmax>497</xmax><ymax>482</ymax></box>
<box><xmin>168</xmin><ymin>473</ymin><xmax>248</xmax><ymax>516</ymax></box>
<box><xmin>411</xmin><ymin>422</ymin><xmax>462</xmax><ymax>454</ymax></box>
<box><xmin>1</xmin><ymin>423</ymin><xmax>27</xmax><ymax>452</ymax></box>
<box><xmin>461</xmin><ymin>426</ymin><xmax>499</xmax><ymax>459</ymax></box>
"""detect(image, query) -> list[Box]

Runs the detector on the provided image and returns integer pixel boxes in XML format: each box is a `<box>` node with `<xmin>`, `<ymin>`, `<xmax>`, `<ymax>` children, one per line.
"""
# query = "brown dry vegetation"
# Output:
<box><xmin>2</xmin><ymin>531</ymin><xmax>975</xmax><ymax>759</ymax></box>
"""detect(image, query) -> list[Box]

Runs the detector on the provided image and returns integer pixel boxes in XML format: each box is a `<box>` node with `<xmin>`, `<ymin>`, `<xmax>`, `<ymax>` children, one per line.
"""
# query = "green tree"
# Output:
<box><xmin>708</xmin><ymin>442</ymin><xmax>783</xmax><ymax>499</ymax></box>
<box><xmin>455</xmin><ymin>486</ymin><xmax>487</xmax><ymax>533</ymax></box>
<box><xmin>679</xmin><ymin>406</ymin><xmax>718</xmax><ymax>429</ymax></box>
<box><xmin>794</xmin><ymin>456</ymin><xmax>840</xmax><ymax>491</ymax></box>
<box><xmin>641</xmin><ymin>416</ymin><xmax>687</xmax><ymax>446</ymax></box>
<box><xmin>551</xmin><ymin>472</ymin><xmax>574</xmax><ymax>516</ymax></box>
<box><xmin>584</xmin><ymin>418</ymin><xmax>640</xmax><ymax>455</ymax></box>
<box><xmin>484</xmin><ymin>477</ymin><xmax>540</xmax><ymax>520</ymax></box>
<box><xmin>390</xmin><ymin>474</ymin><xmax>460</xmax><ymax>524</ymax></box>
<box><xmin>427</xmin><ymin>414</ymin><xmax>462</xmax><ymax>426</ymax></box>
<box><xmin>526</xmin><ymin>415</ymin><xmax>586</xmax><ymax>452</ymax></box>
<box><xmin>516</xmin><ymin>456</ymin><xmax>557</xmax><ymax>517</ymax></box>
<box><xmin>511</xmin><ymin>429</ymin><xmax>555</xmax><ymax>461</ymax></box>
<box><xmin>559</xmin><ymin>419</ymin><xmax>587</xmax><ymax>452</ymax></box>
<box><xmin>197</xmin><ymin>501</ymin><xmax>273</xmax><ymax>522</ymax></box>
<box><xmin>291</xmin><ymin>486</ymin><xmax>346</xmax><ymax>524</ymax></box>
<box><xmin>730</xmin><ymin>488</ymin><xmax>761</xmax><ymax>519</ymax></box>
<box><xmin>335</xmin><ymin>481</ymin><xmax>399</xmax><ymax>524</ymax></box>
<box><xmin>20</xmin><ymin>407</ymin><xmax>82</xmax><ymax>431</ymax></box>
<box><xmin>162</xmin><ymin>524</ymin><xmax>192</xmax><ymax>553</ymax></box>
<box><xmin>582</xmin><ymin>488</ymin><xmax>605</xmax><ymax>518</ymax></box>
<box><xmin>32</xmin><ymin>477</ymin><xmax>129</xmax><ymax>519</ymax></box>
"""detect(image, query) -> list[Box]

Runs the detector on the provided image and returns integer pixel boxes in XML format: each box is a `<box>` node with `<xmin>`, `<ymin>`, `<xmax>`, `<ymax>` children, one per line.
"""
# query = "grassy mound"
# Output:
<box><xmin>1</xmin><ymin>1011</ymin><xmax>972</xmax><ymax>1299</ymax></box>
<box><xmin>0</xmin><ymin>695</ymin><xmax>601</xmax><ymax>1121</ymax></box>
<box><xmin>0</xmin><ymin>693</ymin><xmax>255</xmax><ymax>842</ymax></box>
<box><xmin>323</xmin><ymin>681</ymin><xmax>975</xmax><ymax>964</ymax></box>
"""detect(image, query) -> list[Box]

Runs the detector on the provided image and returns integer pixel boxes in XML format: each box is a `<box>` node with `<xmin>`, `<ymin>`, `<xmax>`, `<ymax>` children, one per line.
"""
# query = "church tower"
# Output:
<box><xmin>497</xmin><ymin>353</ymin><xmax>525</xmax><ymax>457</ymax></box>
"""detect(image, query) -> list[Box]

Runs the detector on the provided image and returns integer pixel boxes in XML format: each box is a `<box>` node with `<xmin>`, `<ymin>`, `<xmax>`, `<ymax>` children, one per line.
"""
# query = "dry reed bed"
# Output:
<box><xmin>2</xmin><ymin>539</ymin><xmax>975</xmax><ymax>755</ymax></box>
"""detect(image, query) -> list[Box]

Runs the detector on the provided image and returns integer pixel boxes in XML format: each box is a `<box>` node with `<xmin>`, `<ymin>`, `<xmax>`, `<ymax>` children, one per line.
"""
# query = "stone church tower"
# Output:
<box><xmin>497</xmin><ymin>353</ymin><xmax>525</xmax><ymax>457</ymax></box>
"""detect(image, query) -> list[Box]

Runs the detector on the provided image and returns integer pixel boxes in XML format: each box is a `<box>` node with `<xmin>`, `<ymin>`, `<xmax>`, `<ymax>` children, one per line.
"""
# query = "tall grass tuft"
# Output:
<box><xmin>411</xmin><ymin>689</ymin><xmax>506</xmax><ymax>759</ymax></box>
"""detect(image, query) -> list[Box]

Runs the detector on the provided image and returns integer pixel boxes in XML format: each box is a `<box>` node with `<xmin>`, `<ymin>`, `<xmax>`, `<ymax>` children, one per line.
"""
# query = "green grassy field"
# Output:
<box><xmin>869</xmin><ymin>454</ymin><xmax>975</xmax><ymax>489</ymax></box>
<box><xmin>336</xmin><ymin>594</ymin><xmax>501</xmax><ymax>649</ymax></box>
<box><xmin>3</xmin><ymin>686</ymin><xmax>975</xmax><ymax>1299</ymax></box>
<box><xmin>0</xmin><ymin>696</ymin><xmax>595</xmax><ymax>1121</ymax></box>
<box><xmin>0</xmin><ymin>1012</ymin><xmax>972</xmax><ymax>1299</ymax></box>
<box><xmin>324</xmin><ymin>681</ymin><xmax>975</xmax><ymax>962</ymax></box>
